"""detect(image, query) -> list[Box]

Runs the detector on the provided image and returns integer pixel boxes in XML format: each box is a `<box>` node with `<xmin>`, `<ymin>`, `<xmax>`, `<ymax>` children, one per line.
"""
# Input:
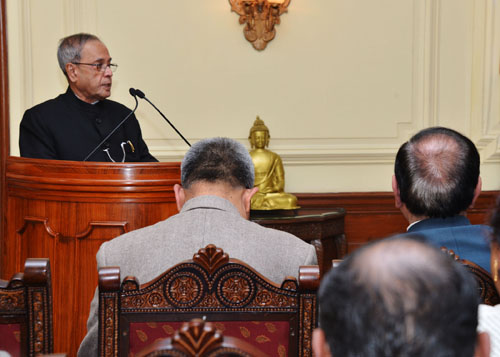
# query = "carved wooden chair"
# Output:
<box><xmin>441</xmin><ymin>247</ymin><xmax>500</xmax><ymax>306</ymax></box>
<box><xmin>0</xmin><ymin>258</ymin><xmax>53</xmax><ymax>356</ymax></box>
<box><xmin>98</xmin><ymin>244</ymin><xmax>320</xmax><ymax>357</ymax></box>
<box><xmin>136</xmin><ymin>318</ymin><xmax>270</xmax><ymax>357</ymax></box>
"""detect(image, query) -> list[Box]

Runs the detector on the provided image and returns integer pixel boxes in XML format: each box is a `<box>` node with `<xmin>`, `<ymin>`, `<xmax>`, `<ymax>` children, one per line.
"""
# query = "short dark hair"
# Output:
<box><xmin>318</xmin><ymin>237</ymin><xmax>480</xmax><ymax>357</ymax></box>
<box><xmin>395</xmin><ymin>127</ymin><xmax>480</xmax><ymax>218</ymax></box>
<box><xmin>490</xmin><ymin>196</ymin><xmax>500</xmax><ymax>246</ymax></box>
<box><xmin>57</xmin><ymin>33</ymin><xmax>101</xmax><ymax>75</ymax></box>
<box><xmin>181</xmin><ymin>137</ymin><xmax>255</xmax><ymax>189</ymax></box>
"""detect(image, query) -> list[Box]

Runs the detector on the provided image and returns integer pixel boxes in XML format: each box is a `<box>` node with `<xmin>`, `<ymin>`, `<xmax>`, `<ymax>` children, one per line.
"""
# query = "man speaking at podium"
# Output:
<box><xmin>19</xmin><ymin>33</ymin><xmax>157</xmax><ymax>162</ymax></box>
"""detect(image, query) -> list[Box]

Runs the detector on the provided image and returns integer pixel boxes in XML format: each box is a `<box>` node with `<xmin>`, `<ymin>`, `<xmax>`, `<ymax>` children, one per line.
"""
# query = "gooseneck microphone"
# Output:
<box><xmin>131</xmin><ymin>88</ymin><xmax>191</xmax><ymax>147</ymax></box>
<box><xmin>83</xmin><ymin>88</ymin><xmax>139</xmax><ymax>161</ymax></box>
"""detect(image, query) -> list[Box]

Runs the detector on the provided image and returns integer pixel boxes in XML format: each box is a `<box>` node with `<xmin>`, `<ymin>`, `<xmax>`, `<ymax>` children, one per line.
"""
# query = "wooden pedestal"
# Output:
<box><xmin>1</xmin><ymin>157</ymin><xmax>181</xmax><ymax>356</ymax></box>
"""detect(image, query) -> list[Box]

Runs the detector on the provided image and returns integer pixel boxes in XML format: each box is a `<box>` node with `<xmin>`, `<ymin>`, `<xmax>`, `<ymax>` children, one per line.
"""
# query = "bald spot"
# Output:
<box><xmin>410</xmin><ymin>134</ymin><xmax>462</xmax><ymax>187</ymax></box>
<box><xmin>352</xmin><ymin>239</ymin><xmax>449</xmax><ymax>313</ymax></box>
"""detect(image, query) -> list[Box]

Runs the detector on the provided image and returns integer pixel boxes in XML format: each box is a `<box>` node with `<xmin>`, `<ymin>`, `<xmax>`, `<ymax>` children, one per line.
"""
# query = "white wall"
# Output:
<box><xmin>7</xmin><ymin>0</ymin><xmax>500</xmax><ymax>192</ymax></box>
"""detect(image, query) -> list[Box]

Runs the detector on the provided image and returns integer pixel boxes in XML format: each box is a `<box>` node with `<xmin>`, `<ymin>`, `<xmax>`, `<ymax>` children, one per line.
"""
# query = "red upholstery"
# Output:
<box><xmin>0</xmin><ymin>323</ymin><xmax>21</xmax><ymax>357</ymax></box>
<box><xmin>129</xmin><ymin>321</ymin><xmax>289</xmax><ymax>357</ymax></box>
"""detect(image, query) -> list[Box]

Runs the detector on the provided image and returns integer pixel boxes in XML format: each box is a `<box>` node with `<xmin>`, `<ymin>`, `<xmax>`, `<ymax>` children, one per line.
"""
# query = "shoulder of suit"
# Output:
<box><xmin>101</xmin><ymin>219</ymin><xmax>170</xmax><ymax>250</ymax></box>
<box><xmin>23</xmin><ymin>94</ymin><xmax>66</xmax><ymax>116</ymax></box>
<box><xmin>245</xmin><ymin>218</ymin><xmax>309</xmax><ymax>243</ymax></box>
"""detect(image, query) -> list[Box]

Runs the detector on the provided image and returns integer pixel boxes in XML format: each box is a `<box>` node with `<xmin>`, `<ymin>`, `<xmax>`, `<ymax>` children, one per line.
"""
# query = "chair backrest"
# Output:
<box><xmin>0</xmin><ymin>258</ymin><xmax>53</xmax><ymax>356</ymax></box>
<box><xmin>98</xmin><ymin>244</ymin><xmax>320</xmax><ymax>357</ymax></box>
<box><xmin>441</xmin><ymin>247</ymin><xmax>500</xmax><ymax>306</ymax></box>
<box><xmin>136</xmin><ymin>318</ymin><xmax>270</xmax><ymax>357</ymax></box>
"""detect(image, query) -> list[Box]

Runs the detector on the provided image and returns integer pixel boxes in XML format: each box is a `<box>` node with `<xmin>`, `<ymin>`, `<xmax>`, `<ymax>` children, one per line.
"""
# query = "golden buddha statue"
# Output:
<box><xmin>248</xmin><ymin>117</ymin><xmax>299</xmax><ymax>210</ymax></box>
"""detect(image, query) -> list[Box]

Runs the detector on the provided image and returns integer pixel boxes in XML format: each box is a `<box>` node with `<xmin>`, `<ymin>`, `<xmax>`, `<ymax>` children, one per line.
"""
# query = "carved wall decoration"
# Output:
<box><xmin>229</xmin><ymin>0</ymin><xmax>291</xmax><ymax>51</ymax></box>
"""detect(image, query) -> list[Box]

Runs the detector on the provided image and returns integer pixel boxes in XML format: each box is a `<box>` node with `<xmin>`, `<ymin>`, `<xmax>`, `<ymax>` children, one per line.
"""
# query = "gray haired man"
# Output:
<box><xmin>313</xmin><ymin>237</ymin><xmax>490</xmax><ymax>357</ymax></box>
<box><xmin>20</xmin><ymin>33</ymin><xmax>156</xmax><ymax>162</ymax></box>
<box><xmin>78</xmin><ymin>137</ymin><xmax>317</xmax><ymax>356</ymax></box>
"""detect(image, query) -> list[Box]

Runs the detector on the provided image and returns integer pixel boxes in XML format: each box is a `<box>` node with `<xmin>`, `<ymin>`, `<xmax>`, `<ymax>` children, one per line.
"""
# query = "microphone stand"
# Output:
<box><xmin>83</xmin><ymin>92</ymin><xmax>139</xmax><ymax>161</ymax></box>
<box><xmin>135</xmin><ymin>89</ymin><xmax>191</xmax><ymax>147</ymax></box>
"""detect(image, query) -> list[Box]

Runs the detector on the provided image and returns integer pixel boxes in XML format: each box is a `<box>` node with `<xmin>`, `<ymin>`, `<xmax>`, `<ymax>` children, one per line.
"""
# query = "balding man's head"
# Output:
<box><xmin>394</xmin><ymin>127</ymin><xmax>480</xmax><ymax>218</ymax></box>
<box><xmin>316</xmin><ymin>237</ymin><xmax>481</xmax><ymax>357</ymax></box>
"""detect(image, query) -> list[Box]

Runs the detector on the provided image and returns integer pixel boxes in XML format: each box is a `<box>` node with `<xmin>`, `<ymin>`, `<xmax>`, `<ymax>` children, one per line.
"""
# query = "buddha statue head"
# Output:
<box><xmin>249</xmin><ymin>116</ymin><xmax>270</xmax><ymax>149</ymax></box>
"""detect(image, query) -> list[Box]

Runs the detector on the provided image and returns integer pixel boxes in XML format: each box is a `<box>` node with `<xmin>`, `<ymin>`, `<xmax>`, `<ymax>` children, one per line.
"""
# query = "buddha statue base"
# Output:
<box><xmin>250</xmin><ymin>192</ymin><xmax>300</xmax><ymax>211</ymax></box>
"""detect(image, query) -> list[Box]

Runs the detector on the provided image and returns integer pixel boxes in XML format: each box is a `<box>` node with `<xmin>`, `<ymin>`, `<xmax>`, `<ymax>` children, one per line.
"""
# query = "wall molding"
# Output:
<box><xmin>63</xmin><ymin>0</ymin><xmax>98</xmax><ymax>35</ymax></box>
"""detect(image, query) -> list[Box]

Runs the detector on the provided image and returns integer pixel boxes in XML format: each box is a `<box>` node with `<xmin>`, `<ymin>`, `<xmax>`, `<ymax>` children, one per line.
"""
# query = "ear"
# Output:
<box><xmin>242</xmin><ymin>187</ymin><xmax>259</xmax><ymax>218</ymax></box>
<box><xmin>392</xmin><ymin>175</ymin><xmax>402</xmax><ymax>208</ymax></box>
<box><xmin>474</xmin><ymin>332</ymin><xmax>490</xmax><ymax>357</ymax></box>
<box><xmin>312</xmin><ymin>328</ymin><xmax>332</xmax><ymax>357</ymax></box>
<box><xmin>469</xmin><ymin>176</ymin><xmax>482</xmax><ymax>209</ymax></box>
<box><xmin>65</xmin><ymin>63</ymin><xmax>78</xmax><ymax>83</ymax></box>
<box><xmin>173</xmin><ymin>184</ymin><xmax>186</xmax><ymax>212</ymax></box>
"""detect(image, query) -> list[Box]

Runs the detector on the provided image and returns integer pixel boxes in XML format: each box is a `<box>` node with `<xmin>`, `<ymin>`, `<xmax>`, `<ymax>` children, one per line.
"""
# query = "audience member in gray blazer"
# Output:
<box><xmin>392</xmin><ymin>127</ymin><xmax>490</xmax><ymax>271</ymax></box>
<box><xmin>78</xmin><ymin>137</ymin><xmax>317</xmax><ymax>356</ymax></box>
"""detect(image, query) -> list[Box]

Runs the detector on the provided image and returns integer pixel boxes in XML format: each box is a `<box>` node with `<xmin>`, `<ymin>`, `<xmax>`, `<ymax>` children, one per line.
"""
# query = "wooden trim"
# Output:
<box><xmin>0</xmin><ymin>0</ymin><xmax>9</xmax><ymax>276</ymax></box>
<box><xmin>296</xmin><ymin>191</ymin><xmax>499</xmax><ymax>212</ymax></box>
<box><xmin>295</xmin><ymin>191</ymin><xmax>499</xmax><ymax>252</ymax></box>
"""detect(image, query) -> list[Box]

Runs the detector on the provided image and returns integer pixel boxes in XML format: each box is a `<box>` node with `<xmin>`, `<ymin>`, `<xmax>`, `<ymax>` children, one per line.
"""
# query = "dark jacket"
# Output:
<box><xmin>406</xmin><ymin>215</ymin><xmax>491</xmax><ymax>272</ymax></box>
<box><xmin>19</xmin><ymin>87</ymin><xmax>157</xmax><ymax>162</ymax></box>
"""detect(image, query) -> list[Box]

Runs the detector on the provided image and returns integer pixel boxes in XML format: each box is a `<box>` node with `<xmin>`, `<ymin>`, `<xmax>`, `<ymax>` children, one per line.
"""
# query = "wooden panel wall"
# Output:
<box><xmin>0</xmin><ymin>0</ymin><xmax>8</xmax><ymax>261</ymax></box>
<box><xmin>296</xmin><ymin>191</ymin><xmax>499</xmax><ymax>253</ymax></box>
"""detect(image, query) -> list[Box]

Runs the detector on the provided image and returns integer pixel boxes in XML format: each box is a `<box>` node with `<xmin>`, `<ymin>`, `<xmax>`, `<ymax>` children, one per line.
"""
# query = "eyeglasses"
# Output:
<box><xmin>71</xmin><ymin>62</ymin><xmax>118</xmax><ymax>73</ymax></box>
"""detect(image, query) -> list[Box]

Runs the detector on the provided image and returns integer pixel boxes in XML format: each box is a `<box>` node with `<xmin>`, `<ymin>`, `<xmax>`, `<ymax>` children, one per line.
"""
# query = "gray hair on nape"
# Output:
<box><xmin>181</xmin><ymin>137</ymin><xmax>255</xmax><ymax>190</ymax></box>
<box><xmin>57</xmin><ymin>33</ymin><xmax>100</xmax><ymax>75</ymax></box>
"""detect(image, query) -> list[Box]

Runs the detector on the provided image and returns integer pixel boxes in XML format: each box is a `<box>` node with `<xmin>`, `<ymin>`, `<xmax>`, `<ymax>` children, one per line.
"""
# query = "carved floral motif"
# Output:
<box><xmin>167</xmin><ymin>274</ymin><xmax>203</xmax><ymax>306</ymax></box>
<box><xmin>148</xmin><ymin>292</ymin><xmax>163</xmax><ymax>307</ymax></box>
<box><xmin>193</xmin><ymin>244</ymin><xmax>230</xmax><ymax>275</ymax></box>
<box><xmin>173</xmin><ymin>319</ymin><xmax>223</xmax><ymax>355</ymax></box>
<box><xmin>31</xmin><ymin>291</ymin><xmax>45</xmax><ymax>353</ymax></box>
<box><xmin>198</xmin><ymin>293</ymin><xmax>223</xmax><ymax>308</ymax></box>
<box><xmin>220</xmin><ymin>276</ymin><xmax>252</xmax><ymax>305</ymax></box>
<box><xmin>300</xmin><ymin>297</ymin><xmax>315</xmax><ymax>357</ymax></box>
<box><xmin>104</xmin><ymin>296</ymin><xmax>117</xmax><ymax>357</ymax></box>
<box><xmin>0</xmin><ymin>289</ymin><xmax>25</xmax><ymax>312</ymax></box>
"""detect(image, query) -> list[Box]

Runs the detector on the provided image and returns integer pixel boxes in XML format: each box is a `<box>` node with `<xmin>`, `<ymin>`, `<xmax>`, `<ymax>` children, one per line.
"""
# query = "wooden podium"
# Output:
<box><xmin>1</xmin><ymin>157</ymin><xmax>181</xmax><ymax>356</ymax></box>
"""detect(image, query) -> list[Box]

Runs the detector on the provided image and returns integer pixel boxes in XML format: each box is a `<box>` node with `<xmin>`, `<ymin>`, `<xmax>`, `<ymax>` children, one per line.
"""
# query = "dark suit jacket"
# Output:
<box><xmin>406</xmin><ymin>215</ymin><xmax>491</xmax><ymax>272</ymax></box>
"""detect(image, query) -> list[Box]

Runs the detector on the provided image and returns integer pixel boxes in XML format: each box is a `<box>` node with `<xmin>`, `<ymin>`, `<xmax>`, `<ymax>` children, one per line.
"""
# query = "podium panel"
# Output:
<box><xmin>1</xmin><ymin>157</ymin><xmax>180</xmax><ymax>356</ymax></box>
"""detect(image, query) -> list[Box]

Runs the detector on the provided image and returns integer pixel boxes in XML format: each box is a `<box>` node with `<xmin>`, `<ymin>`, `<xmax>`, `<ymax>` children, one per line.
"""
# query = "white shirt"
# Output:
<box><xmin>478</xmin><ymin>304</ymin><xmax>500</xmax><ymax>357</ymax></box>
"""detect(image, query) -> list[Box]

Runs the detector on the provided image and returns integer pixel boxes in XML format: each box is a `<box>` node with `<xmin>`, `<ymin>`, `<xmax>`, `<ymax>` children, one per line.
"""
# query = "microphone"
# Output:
<box><xmin>83</xmin><ymin>89</ymin><xmax>140</xmax><ymax>161</ymax></box>
<box><xmin>131</xmin><ymin>88</ymin><xmax>191</xmax><ymax>147</ymax></box>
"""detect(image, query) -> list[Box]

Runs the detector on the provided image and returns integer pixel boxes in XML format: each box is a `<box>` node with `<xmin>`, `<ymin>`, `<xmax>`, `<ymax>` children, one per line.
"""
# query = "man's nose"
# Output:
<box><xmin>104</xmin><ymin>65</ymin><xmax>113</xmax><ymax>76</ymax></box>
